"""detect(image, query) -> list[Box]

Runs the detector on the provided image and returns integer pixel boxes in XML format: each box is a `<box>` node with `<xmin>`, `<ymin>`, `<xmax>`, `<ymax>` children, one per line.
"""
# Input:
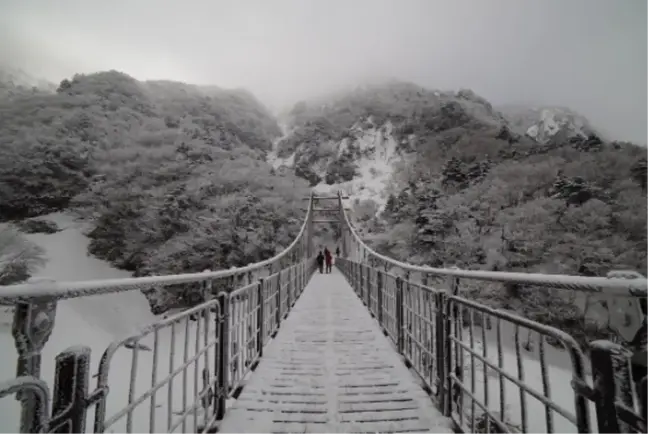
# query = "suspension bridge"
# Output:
<box><xmin>0</xmin><ymin>192</ymin><xmax>646</xmax><ymax>433</ymax></box>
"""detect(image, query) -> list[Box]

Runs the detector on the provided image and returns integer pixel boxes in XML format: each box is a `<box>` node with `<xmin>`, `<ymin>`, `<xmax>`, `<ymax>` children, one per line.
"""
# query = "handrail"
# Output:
<box><xmin>338</xmin><ymin>191</ymin><xmax>647</xmax><ymax>296</ymax></box>
<box><xmin>0</xmin><ymin>194</ymin><xmax>314</xmax><ymax>302</ymax></box>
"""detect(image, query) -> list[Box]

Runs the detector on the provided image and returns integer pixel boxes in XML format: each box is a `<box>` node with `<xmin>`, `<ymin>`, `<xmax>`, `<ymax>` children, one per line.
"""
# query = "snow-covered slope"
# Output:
<box><xmin>268</xmin><ymin>117</ymin><xmax>404</xmax><ymax>211</ymax></box>
<box><xmin>313</xmin><ymin>119</ymin><xmax>401</xmax><ymax>209</ymax></box>
<box><xmin>0</xmin><ymin>213</ymin><xmax>152</xmax><ymax>333</ymax></box>
<box><xmin>498</xmin><ymin>105</ymin><xmax>597</xmax><ymax>144</ymax></box>
<box><xmin>0</xmin><ymin>213</ymin><xmax>211</xmax><ymax>433</ymax></box>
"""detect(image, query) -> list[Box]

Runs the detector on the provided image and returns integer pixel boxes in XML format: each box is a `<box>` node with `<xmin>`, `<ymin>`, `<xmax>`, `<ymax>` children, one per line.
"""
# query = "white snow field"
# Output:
<box><xmin>219</xmin><ymin>269</ymin><xmax>452</xmax><ymax>433</ymax></box>
<box><xmin>0</xmin><ymin>213</ymin><xmax>218</xmax><ymax>433</ymax></box>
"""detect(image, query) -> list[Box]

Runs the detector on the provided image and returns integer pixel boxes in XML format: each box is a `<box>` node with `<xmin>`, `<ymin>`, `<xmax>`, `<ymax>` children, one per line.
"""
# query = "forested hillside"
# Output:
<box><xmin>276</xmin><ymin>83</ymin><xmax>509</xmax><ymax>187</ymax></box>
<box><xmin>1</xmin><ymin>71</ymin><xmax>646</xmax><ymax>328</ymax></box>
<box><xmin>0</xmin><ymin>70</ymin><xmax>308</xmax><ymax>312</ymax></box>
<box><xmin>277</xmin><ymin>82</ymin><xmax>647</xmax><ymax>344</ymax></box>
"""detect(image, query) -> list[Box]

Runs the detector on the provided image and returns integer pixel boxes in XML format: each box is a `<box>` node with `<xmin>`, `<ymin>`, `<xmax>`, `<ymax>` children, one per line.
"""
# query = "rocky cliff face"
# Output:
<box><xmin>498</xmin><ymin>104</ymin><xmax>598</xmax><ymax>144</ymax></box>
<box><xmin>270</xmin><ymin>116</ymin><xmax>401</xmax><ymax>208</ymax></box>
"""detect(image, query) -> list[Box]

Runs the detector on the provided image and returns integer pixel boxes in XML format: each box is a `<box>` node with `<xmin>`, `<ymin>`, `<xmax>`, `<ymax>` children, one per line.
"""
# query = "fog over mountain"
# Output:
<box><xmin>0</xmin><ymin>0</ymin><xmax>646</xmax><ymax>392</ymax></box>
<box><xmin>1</xmin><ymin>0</ymin><xmax>646</xmax><ymax>144</ymax></box>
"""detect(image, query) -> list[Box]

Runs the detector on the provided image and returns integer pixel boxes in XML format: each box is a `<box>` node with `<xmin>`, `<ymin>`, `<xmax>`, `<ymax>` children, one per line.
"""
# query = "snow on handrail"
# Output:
<box><xmin>0</xmin><ymin>194</ymin><xmax>315</xmax><ymax>301</ymax></box>
<box><xmin>339</xmin><ymin>191</ymin><xmax>647</xmax><ymax>296</ymax></box>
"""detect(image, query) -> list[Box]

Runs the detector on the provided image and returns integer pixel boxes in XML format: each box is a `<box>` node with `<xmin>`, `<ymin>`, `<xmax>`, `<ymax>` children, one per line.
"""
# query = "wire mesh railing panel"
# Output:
<box><xmin>95</xmin><ymin>299</ymin><xmax>222</xmax><ymax>434</ymax></box>
<box><xmin>228</xmin><ymin>282</ymin><xmax>261</xmax><ymax>396</ymax></box>
<box><xmin>337</xmin><ymin>255</ymin><xmax>647</xmax><ymax>434</ymax></box>
<box><xmin>381</xmin><ymin>271</ymin><xmax>399</xmax><ymax>345</ymax></box>
<box><xmin>402</xmin><ymin>281</ymin><xmax>443</xmax><ymax>397</ymax></box>
<box><xmin>446</xmin><ymin>295</ymin><xmax>590</xmax><ymax>433</ymax></box>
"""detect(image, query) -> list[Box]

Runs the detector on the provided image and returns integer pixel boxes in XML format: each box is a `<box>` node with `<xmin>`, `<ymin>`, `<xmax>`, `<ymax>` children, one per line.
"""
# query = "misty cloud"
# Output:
<box><xmin>1</xmin><ymin>0</ymin><xmax>645</xmax><ymax>143</ymax></box>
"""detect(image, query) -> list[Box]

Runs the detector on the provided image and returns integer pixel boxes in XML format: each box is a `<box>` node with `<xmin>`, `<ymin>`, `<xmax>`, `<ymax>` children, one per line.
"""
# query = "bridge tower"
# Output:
<box><xmin>302</xmin><ymin>191</ymin><xmax>349</xmax><ymax>257</ymax></box>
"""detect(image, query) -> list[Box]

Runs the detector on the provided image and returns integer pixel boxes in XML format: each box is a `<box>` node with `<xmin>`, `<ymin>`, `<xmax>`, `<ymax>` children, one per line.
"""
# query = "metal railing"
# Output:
<box><xmin>0</xmin><ymin>195</ymin><xmax>320</xmax><ymax>433</ymax></box>
<box><xmin>1</xmin><ymin>189</ymin><xmax>646</xmax><ymax>433</ymax></box>
<box><xmin>90</xmin><ymin>258</ymin><xmax>317</xmax><ymax>434</ymax></box>
<box><xmin>336</xmin><ymin>191</ymin><xmax>648</xmax><ymax>434</ymax></box>
<box><xmin>0</xmin><ymin>259</ymin><xmax>317</xmax><ymax>434</ymax></box>
<box><xmin>338</xmin><ymin>258</ymin><xmax>647</xmax><ymax>433</ymax></box>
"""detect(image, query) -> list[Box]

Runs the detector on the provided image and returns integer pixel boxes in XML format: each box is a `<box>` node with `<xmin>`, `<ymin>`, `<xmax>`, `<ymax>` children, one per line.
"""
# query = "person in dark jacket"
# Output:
<box><xmin>336</xmin><ymin>246</ymin><xmax>340</xmax><ymax>257</ymax></box>
<box><xmin>324</xmin><ymin>248</ymin><xmax>333</xmax><ymax>273</ymax></box>
<box><xmin>316</xmin><ymin>251</ymin><xmax>324</xmax><ymax>274</ymax></box>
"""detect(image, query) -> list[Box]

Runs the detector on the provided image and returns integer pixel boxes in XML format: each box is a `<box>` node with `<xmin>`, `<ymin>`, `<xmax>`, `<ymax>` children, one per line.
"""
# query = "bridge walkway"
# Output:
<box><xmin>219</xmin><ymin>268</ymin><xmax>451</xmax><ymax>433</ymax></box>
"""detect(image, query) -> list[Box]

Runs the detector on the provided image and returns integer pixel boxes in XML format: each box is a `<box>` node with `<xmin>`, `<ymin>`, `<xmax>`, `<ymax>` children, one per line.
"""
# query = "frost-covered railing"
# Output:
<box><xmin>0</xmin><ymin>195</ymin><xmax>319</xmax><ymax>433</ymax></box>
<box><xmin>336</xmin><ymin>191</ymin><xmax>647</xmax><ymax>434</ymax></box>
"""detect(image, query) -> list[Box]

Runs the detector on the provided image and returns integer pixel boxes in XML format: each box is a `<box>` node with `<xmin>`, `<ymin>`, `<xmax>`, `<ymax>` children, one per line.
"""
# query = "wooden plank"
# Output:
<box><xmin>217</xmin><ymin>270</ymin><xmax>451</xmax><ymax>433</ymax></box>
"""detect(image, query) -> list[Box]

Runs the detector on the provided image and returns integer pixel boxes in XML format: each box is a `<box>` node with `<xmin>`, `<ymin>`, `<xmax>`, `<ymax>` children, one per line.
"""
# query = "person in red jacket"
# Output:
<box><xmin>324</xmin><ymin>248</ymin><xmax>333</xmax><ymax>273</ymax></box>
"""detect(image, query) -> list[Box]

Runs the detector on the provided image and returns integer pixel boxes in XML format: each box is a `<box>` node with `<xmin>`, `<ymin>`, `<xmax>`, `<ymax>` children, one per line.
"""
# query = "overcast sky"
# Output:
<box><xmin>1</xmin><ymin>0</ymin><xmax>646</xmax><ymax>143</ymax></box>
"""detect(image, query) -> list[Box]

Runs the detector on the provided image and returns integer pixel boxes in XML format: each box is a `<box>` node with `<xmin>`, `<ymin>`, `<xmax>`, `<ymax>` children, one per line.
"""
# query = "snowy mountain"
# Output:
<box><xmin>269</xmin><ymin>83</ymin><xmax>512</xmax><ymax>211</ymax></box>
<box><xmin>498</xmin><ymin>105</ymin><xmax>598</xmax><ymax>144</ymax></box>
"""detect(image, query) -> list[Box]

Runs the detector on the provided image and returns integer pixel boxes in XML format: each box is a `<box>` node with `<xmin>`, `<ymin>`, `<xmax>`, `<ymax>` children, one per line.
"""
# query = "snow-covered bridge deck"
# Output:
<box><xmin>219</xmin><ymin>269</ymin><xmax>451</xmax><ymax>433</ymax></box>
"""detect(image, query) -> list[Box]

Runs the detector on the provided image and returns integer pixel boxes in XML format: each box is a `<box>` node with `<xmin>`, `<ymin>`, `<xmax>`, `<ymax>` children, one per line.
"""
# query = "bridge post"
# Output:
<box><xmin>256</xmin><ymin>279</ymin><xmax>265</xmax><ymax>359</ymax></box>
<box><xmin>11</xmin><ymin>294</ymin><xmax>57</xmax><ymax>434</ymax></box>
<box><xmin>396</xmin><ymin>276</ymin><xmax>404</xmax><ymax>355</ymax></box>
<box><xmin>286</xmin><ymin>266</ymin><xmax>292</xmax><ymax>314</ymax></box>
<box><xmin>216</xmin><ymin>292</ymin><xmax>230</xmax><ymax>421</ymax></box>
<box><xmin>355</xmin><ymin>262</ymin><xmax>361</xmax><ymax>296</ymax></box>
<box><xmin>441</xmin><ymin>293</ymin><xmax>454</xmax><ymax>417</ymax></box>
<box><xmin>275</xmin><ymin>269</ymin><xmax>282</xmax><ymax>331</ymax></box>
<box><xmin>358</xmin><ymin>262</ymin><xmax>362</xmax><ymax>296</ymax></box>
<box><xmin>296</xmin><ymin>261</ymin><xmax>301</xmax><ymax>296</ymax></box>
<box><xmin>360</xmin><ymin>265</ymin><xmax>365</xmax><ymax>305</ymax></box>
<box><xmin>404</xmin><ymin>271</ymin><xmax>412</xmax><ymax>358</ymax></box>
<box><xmin>589</xmin><ymin>340</ymin><xmax>636</xmax><ymax>433</ymax></box>
<box><xmin>366</xmin><ymin>266</ymin><xmax>372</xmax><ymax>312</ymax></box>
<box><xmin>49</xmin><ymin>346</ymin><xmax>92</xmax><ymax>433</ymax></box>
<box><xmin>443</xmin><ymin>272</ymin><xmax>462</xmax><ymax>417</ymax></box>
<box><xmin>435</xmin><ymin>291</ymin><xmax>447</xmax><ymax>411</ymax></box>
<box><xmin>377</xmin><ymin>271</ymin><xmax>384</xmax><ymax>325</ymax></box>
